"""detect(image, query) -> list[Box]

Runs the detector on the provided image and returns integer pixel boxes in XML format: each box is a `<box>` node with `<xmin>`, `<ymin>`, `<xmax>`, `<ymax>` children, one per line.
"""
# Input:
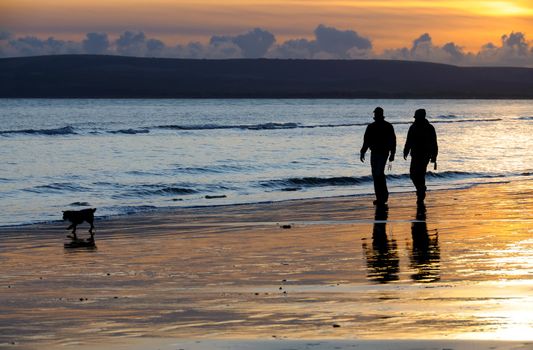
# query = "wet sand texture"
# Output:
<box><xmin>0</xmin><ymin>181</ymin><xmax>532</xmax><ymax>349</ymax></box>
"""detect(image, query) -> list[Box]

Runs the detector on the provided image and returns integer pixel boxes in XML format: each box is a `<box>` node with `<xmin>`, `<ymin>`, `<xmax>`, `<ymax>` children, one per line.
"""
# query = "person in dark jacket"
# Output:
<box><xmin>403</xmin><ymin>109</ymin><xmax>438</xmax><ymax>204</ymax></box>
<box><xmin>360</xmin><ymin>107</ymin><xmax>396</xmax><ymax>205</ymax></box>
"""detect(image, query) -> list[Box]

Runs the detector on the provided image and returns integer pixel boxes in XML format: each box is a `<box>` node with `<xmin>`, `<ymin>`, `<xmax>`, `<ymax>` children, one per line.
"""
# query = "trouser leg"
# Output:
<box><xmin>371</xmin><ymin>153</ymin><xmax>389</xmax><ymax>203</ymax></box>
<box><xmin>410</xmin><ymin>157</ymin><xmax>430</xmax><ymax>202</ymax></box>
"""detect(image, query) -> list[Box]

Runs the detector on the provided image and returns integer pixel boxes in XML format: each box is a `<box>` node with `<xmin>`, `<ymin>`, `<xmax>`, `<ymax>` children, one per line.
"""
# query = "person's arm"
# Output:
<box><xmin>360</xmin><ymin>125</ymin><xmax>371</xmax><ymax>162</ymax></box>
<box><xmin>430</xmin><ymin>125</ymin><xmax>438</xmax><ymax>163</ymax></box>
<box><xmin>403</xmin><ymin>126</ymin><xmax>412</xmax><ymax>160</ymax></box>
<box><xmin>389</xmin><ymin>124</ymin><xmax>396</xmax><ymax>161</ymax></box>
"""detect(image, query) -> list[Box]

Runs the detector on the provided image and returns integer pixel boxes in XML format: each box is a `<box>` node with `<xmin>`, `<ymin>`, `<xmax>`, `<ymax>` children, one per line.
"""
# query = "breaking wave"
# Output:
<box><xmin>0</xmin><ymin>118</ymin><xmax>507</xmax><ymax>137</ymax></box>
<box><xmin>260</xmin><ymin>171</ymin><xmax>502</xmax><ymax>190</ymax></box>
<box><xmin>155</xmin><ymin>118</ymin><xmax>502</xmax><ymax>131</ymax></box>
<box><xmin>0</xmin><ymin>126</ymin><xmax>77</xmax><ymax>136</ymax></box>
<box><xmin>24</xmin><ymin>182</ymin><xmax>91</xmax><ymax>193</ymax></box>
<box><xmin>120</xmin><ymin>185</ymin><xmax>198</xmax><ymax>197</ymax></box>
<box><xmin>109</xmin><ymin>128</ymin><xmax>150</xmax><ymax>134</ymax></box>
<box><xmin>157</xmin><ymin>122</ymin><xmax>303</xmax><ymax>130</ymax></box>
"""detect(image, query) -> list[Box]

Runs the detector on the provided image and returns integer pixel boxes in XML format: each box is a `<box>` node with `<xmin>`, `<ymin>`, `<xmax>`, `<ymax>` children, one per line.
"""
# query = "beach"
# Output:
<box><xmin>2</xmin><ymin>0</ymin><xmax>533</xmax><ymax>348</ymax></box>
<box><xmin>1</xmin><ymin>180</ymin><xmax>532</xmax><ymax>350</ymax></box>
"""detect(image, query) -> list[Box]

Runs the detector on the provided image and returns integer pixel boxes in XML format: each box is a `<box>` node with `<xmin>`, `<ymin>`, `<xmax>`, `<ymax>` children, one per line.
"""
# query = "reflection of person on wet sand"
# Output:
<box><xmin>409</xmin><ymin>204</ymin><xmax>440</xmax><ymax>282</ymax></box>
<box><xmin>363</xmin><ymin>205</ymin><xmax>399</xmax><ymax>283</ymax></box>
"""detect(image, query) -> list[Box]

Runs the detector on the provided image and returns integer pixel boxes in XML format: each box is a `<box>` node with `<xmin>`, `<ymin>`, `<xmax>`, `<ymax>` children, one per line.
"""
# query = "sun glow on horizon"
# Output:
<box><xmin>479</xmin><ymin>1</ymin><xmax>533</xmax><ymax>15</ymax></box>
<box><xmin>301</xmin><ymin>0</ymin><xmax>533</xmax><ymax>15</ymax></box>
<box><xmin>1</xmin><ymin>0</ymin><xmax>532</xmax><ymax>52</ymax></box>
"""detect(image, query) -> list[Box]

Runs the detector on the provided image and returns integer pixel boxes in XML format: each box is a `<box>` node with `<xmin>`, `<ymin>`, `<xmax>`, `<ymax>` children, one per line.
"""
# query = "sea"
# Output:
<box><xmin>0</xmin><ymin>99</ymin><xmax>531</xmax><ymax>227</ymax></box>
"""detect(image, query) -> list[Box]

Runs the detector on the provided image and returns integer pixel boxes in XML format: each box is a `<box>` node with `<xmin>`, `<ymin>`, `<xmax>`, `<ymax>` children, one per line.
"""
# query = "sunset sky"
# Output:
<box><xmin>2</xmin><ymin>0</ymin><xmax>532</xmax><ymax>51</ymax></box>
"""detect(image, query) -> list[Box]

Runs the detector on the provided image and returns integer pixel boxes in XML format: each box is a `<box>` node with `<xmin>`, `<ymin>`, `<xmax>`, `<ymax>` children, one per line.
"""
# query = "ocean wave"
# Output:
<box><xmin>431</xmin><ymin>118</ymin><xmax>502</xmax><ymax>124</ymax></box>
<box><xmin>157</xmin><ymin>122</ymin><xmax>303</xmax><ymax>131</ymax></box>
<box><xmin>247</xmin><ymin>122</ymin><xmax>300</xmax><ymax>130</ymax></box>
<box><xmin>114</xmin><ymin>205</ymin><xmax>158</xmax><ymax>215</ymax></box>
<box><xmin>125</xmin><ymin>170</ymin><xmax>162</xmax><ymax>176</ymax></box>
<box><xmin>261</xmin><ymin>175</ymin><xmax>374</xmax><ymax>189</ymax></box>
<box><xmin>173</xmin><ymin>164</ymin><xmax>247</xmax><ymax>174</ymax></box>
<box><xmin>24</xmin><ymin>182</ymin><xmax>91</xmax><ymax>193</ymax></box>
<box><xmin>118</xmin><ymin>185</ymin><xmax>198</xmax><ymax>198</ymax></box>
<box><xmin>69</xmin><ymin>201</ymin><xmax>91</xmax><ymax>206</ymax></box>
<box><xmin>141</xmin><ymin>117</ymin><xmax>505</xmax><ymax>133</ymax></box>
<box><xmin>126</xmin><ymin>165</ymin><xmax>246</xmax><ymax>176</ymax></box>
<box><xmin>0</xmin><ymin>117</ymin><xmax>508</xmax><ymax>137</ymax></box>
<box><xmin>157</xmin><ymin>121</ymin><xmax>369</xmax><ymax>131</ymax></box>
<box><xmin>435</xmin><ymin>114</ymin><xmax>460</xmax><ymax>119</ymax></box>
<box><xmin>109</xmin><ymin>128</ymin><xmax>150</xmax><ymax>134</ymax></box>
<box><xmin>425</xmin><ymin>171</ymin><xmax>499</xmax><ymax>179</ymax></box>
<box><xmin>156</xmin><ymin>118</ymin><xmax>502</xmax><ymax>131</ymax></box>
<box><xmin>0</xmin><ymin>126</ymin><xmax>77</xmax><ymax>136</ymax></box>
<box><xmin>261</xmin><ymin>171</ymin><xmax>500</xmax><ymax>190</ymax></box>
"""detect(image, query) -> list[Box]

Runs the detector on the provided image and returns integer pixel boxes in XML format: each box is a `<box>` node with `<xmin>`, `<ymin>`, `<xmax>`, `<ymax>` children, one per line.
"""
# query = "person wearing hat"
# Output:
<box><xmin>360</xmin><ymin>107</ymin><xmax>396</xmax><ymax>206</ymax></box>
<box><xmin>403</xmin><ymin>109</ymin><xmax>438</xmax><ymax>205</ymax></box>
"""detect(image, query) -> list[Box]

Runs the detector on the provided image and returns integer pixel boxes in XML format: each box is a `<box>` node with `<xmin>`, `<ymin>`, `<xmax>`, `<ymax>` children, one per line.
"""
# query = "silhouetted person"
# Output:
<box><xmin>403</xmin><ymin>109</ymin><xmax>438</xmax><ymax>205</ymax></box>
<box><xmin>363</xmin><ymin>205</ymin><xmax>399</xmax><ymax>283</ymax></box>
<box><xmin>360</xmin><ymin>107</ymin><xmax>396</xmax><ymax>205</ymax></box>
<box><xmin>410</xmin><ymin>204</ymin><xmax>440</xmax><ymax>282</ymax></box>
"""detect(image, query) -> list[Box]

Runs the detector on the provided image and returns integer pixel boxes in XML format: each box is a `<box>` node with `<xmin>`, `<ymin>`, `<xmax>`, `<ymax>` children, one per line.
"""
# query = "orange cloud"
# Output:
<box><xmin>1</xmin><ymin>0</ymin><xmax>532</xmax><ymax>52</ymax></box>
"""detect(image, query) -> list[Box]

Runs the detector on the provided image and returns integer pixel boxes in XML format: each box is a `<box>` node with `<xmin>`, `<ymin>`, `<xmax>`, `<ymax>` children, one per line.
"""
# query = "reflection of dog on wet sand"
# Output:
<box><xmin>63</xmin><ymin>208</ymin><xmax>96</xmax><ymax>240</ymax></box>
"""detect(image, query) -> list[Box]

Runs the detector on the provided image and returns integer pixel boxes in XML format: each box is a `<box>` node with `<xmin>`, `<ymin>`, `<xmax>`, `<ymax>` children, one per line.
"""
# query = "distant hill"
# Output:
<box><xmin>1</xmin><ymin>55</ymin><xmax>532</xmax><ymax>98</ymax></box>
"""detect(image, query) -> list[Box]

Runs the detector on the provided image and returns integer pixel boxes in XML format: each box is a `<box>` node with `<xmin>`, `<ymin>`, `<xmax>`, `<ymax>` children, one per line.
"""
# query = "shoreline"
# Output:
<box><xmin>0</xmin><ymin>176</ymin><xmax>526</xmax><ymax>229</ymax></box>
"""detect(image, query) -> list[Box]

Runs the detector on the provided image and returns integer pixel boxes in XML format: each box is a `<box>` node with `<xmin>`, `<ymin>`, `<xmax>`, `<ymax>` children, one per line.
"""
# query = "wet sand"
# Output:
<box><xmin>0</xmin><ymin>181</ymin><xmax>532</xmax><ymax>350</ymax></box>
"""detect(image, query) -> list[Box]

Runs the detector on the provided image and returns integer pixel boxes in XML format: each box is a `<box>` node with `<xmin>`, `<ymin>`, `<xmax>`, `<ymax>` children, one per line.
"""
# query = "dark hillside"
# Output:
<box><xmin>1</xmin><ymin>55</ymin><xmax>532</xmax><ymax>98</ymax></box>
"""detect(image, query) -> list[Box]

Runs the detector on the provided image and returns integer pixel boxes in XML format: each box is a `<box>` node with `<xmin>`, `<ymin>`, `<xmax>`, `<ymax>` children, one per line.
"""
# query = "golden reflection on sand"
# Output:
<box><xmin>0</xmin><ymin>181</ymin><xmax>532</xmax><ymax>348</ymax></box>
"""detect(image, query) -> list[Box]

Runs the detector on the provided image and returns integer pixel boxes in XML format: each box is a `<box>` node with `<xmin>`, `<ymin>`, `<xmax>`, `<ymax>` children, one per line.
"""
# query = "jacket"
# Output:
<box><xmin>403</xmin><ymin>119</ymin><xmax>438</xmax><ymax>160</ymax></box>
<box><xmin>360</xmin><ymin>119</ymin><xmax>396</xmax><ymax>156</ymax></box>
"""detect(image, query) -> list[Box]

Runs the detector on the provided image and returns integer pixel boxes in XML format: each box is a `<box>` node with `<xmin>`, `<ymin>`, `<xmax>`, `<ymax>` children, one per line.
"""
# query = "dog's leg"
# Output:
<box><xmin>66</xmin><ymin>224</ymin><xmax>77</xmax><ymax>239</ymax></box>
<box><xmin>89</xmin><ymin>223</ymin><xmax>95</xmax><ymax>241</ymax></box>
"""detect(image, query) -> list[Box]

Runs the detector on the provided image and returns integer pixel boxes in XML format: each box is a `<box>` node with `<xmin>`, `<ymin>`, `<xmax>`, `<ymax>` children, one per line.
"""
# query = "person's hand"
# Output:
<box><xmin>389</xmin><ymin>155</ymin><xmax>395</xmax><ymax>162</ymax></box>
<box><xmin>360</xmin><ymin>153</ymin><xmax>365</xmax><ymax>163</ymax></box>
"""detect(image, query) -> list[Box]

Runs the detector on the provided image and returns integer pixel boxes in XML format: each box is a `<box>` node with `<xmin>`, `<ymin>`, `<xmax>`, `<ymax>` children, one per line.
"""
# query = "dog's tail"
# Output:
<box><xmin>91</xmin><ymin>208</ymin><xmax>97</xmax><ymax>213</ymax></box>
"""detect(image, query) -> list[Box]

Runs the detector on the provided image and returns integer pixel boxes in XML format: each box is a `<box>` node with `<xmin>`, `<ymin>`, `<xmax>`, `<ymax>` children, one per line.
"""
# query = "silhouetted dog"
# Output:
<box><xmin>63</xmin><ymin>208</ymin><xmax>96</xmax><ymax>239</ymax></box>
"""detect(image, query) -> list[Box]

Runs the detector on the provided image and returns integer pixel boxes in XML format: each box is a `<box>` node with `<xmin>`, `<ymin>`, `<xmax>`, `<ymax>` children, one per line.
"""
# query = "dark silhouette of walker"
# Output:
<box><xmin>403</xmin><ymin>109</ymin><xmax>438</xmax><ymax>204</ymax></box>
<box><xmin>360</xmin><ymin>107</ymin><xmax>396</xmax><ymax>206</ymax></box>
